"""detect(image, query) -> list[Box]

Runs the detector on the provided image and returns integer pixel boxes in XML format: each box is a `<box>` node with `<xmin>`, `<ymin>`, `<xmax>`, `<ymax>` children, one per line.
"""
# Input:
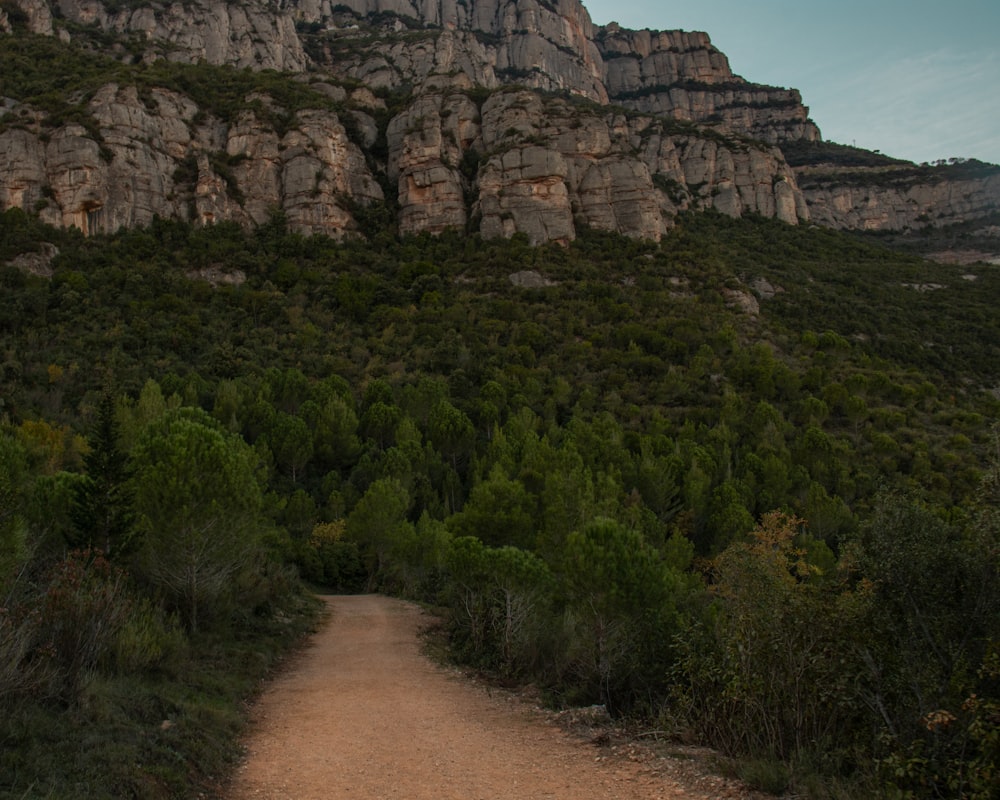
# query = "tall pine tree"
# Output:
<box><xmin>71</xmin><ymin>391</ymin><xmax>137</xmax><ymax>559</ymax></box>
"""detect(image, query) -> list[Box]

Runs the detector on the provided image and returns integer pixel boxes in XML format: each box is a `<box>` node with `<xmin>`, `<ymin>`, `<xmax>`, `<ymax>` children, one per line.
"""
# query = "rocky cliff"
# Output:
<box><xmin>596</xmin><ymin>24</ymin><xmax>821</xmax><ymax>146</ymax></box>
<box><xmin>295</xmin><ymin>0</ymin><xmax>609</xmax><ymax>103</ymax></box>
<box><xmin>0</xmin><ymin>82</ymin><xmax>384</xmax><ymax>235</ymax></box>
<box><xmin>0</xmin><ymin>0</ymin><xmax>996</xmax><ymax>245</ymax></box>
<box><xmin>795</xmin><ymin>163</ymin><xmax>1000</xmax><ymax>232</ymax></box>
<box><xmin>0</xmin><ymin>77</ymin><xmax>802</xmax><ymax>243</ymax></box>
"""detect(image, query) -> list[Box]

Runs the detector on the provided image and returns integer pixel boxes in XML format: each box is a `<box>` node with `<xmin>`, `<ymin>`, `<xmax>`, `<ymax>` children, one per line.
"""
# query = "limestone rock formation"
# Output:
<box><xmin>384</xmin><ymin>88</ymin><xmax>806</xmax><ymax>244</ymax></box>
<box><xmin>387</xmin><ymin>92</ymin><xmax>478</xmax><ymax>235</ymax></box>
<box><xmin>0</xmin><ymin>84</ymin><xmax>383</xmax><ymax>236</ymax></box>
<box><xmin>7</xmin><ymin>0</ymin><xmax>53</xmax><ymax>35</ymax></box>
<box><xmin>0</xmin><ymin>0</ymin><xmax>996</xmax><ymax>244</ymax></box>
<box><xmin>295</xmin><ymin>0</ymin><xmax>607</xmax><ymax>101</ymax></box>
<box><xmin>44</xmin><ymin>0</ymin><xmax>307</xmax><ymax>70</ymax></box>
<box><xmin>7</xmin><ymin>242</ymin><xmax>59</xmax><ymax>277</ymax></box>
<box><xmin>597</xmin><ymin>24</ymin><xmax>821</xmax><ymax>145</ymax></box>
<box><xmin>796</xmin><ymin>166</ymin><xmax>1000</xmax><ymax>231</ymax></box>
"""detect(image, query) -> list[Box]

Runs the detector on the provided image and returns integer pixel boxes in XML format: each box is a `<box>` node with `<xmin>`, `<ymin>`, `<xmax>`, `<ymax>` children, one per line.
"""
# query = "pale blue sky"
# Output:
<box><xmin>583</xmin><ymin>1</ymin><xmax>1000</xmax><ymax>165</ymax></box>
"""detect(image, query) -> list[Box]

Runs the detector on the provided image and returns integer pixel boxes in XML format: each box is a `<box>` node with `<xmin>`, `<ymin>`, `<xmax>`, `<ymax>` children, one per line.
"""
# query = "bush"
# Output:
<box><xmin>0</xmin><ymin>600</ymin><xmax>52</xmax><ymax>708</ymax></box>
<box><xmin>112</xmin><ymin>594</ymin><xmax>185</xmax><ymax>673</ymax></box>
<box><xmin>676</xmin><ymin>512</ymin><xmax>864</xmax><ymax>762</ymax></box>
<box><xmin>38</xmin><ymin>549</ymin><xmax>133</xmax><ymax>699</ymax></box>
<box><xmin>298</xmin><ymin>521</ymin><xmax>367</xmax><ymax>592</ymax></box>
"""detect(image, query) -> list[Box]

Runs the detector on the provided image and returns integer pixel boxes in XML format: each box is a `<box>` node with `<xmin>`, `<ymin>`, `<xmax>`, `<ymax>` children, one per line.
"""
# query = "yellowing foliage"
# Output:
<box><xmin>309</xmin><ymin>520</ymin><xmax>346</xmax><ymax>548</ymax></box>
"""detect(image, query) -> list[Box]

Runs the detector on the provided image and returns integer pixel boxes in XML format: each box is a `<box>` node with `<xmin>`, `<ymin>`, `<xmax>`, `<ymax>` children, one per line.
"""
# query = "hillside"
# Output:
<box><xmin>2</xmin><ymin>206</ymin><xmax>1000</xmax><ymax>796</ymax></box>
<box><xmin>3</xmin><ymin>192</ymin><xmax>1000</xmax><ymax>799</ymax></box>
<box><xmin>2</xmin><ymin>1</ymin><xmax>1000</xmax><ymax>797</ymax></box>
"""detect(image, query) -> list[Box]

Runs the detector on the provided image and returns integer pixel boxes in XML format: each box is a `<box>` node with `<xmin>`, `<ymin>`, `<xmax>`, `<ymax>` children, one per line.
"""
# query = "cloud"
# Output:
<box><xmin>808</xmin><ymin>48</ymin><xmax>1000</xmax><ymax>163</ymax></box>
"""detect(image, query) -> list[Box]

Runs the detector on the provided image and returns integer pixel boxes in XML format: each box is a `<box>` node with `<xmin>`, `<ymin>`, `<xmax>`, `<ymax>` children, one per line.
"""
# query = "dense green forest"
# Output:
<box><xmin>1</xmin><ymin>206</ymin><xmax>999</xmax><ymax>798</ymax></box>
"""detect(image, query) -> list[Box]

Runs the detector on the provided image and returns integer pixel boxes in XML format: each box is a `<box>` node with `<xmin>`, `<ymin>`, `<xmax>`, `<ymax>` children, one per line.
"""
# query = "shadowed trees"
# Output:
<box><xmin>130</xmin><ymin>409</ymin><xmax>266</xmax><ymax>632</ymax></box>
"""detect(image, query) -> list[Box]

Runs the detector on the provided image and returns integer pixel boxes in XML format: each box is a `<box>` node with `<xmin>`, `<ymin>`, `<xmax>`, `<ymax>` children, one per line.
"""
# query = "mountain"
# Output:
<box><xmin>3</xmin><ymin>6</ymin><xmax>1000</xmax><ymax>796</ymax></box>
<box><xmin>0</xmin><ymin>0</ymin><xmax>998</xmax><ymax>249</ymax></box>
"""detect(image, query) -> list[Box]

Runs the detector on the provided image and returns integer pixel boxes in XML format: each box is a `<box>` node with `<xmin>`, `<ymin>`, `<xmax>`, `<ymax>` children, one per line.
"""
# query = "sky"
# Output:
<box><xmin>581</xmin><ymin>0</ymin><xmax>1000</xmax><ymax>166</ymax></box>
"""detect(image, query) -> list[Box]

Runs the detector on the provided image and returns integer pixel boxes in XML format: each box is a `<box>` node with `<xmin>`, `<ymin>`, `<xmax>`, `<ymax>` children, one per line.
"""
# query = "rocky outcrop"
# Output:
<box><xmin>797</xmin><ymin>166</ymin><xmax>1000</xmax><ymax>231</ymax></box>
<box><xmin>316</xmin><ymin>28</ymin><xmax>499</xmax><ymax>94</ymax></box>
<box><xmin>387</xmin><ymin>91</ymin><xmax>479</xmax><ymax>235</ymax></box>
<box><xmin>297</xmin><ymin>0</ymin><xmax>607</xmax><ymax>102</ymax></box>
<box><xmin>387</xmin><ymin>88</ymin><xmax>806</xmax><ymax>244</ymax></box>
<box><xmin>299</xmin><ymin>2</ymin><xmax>820</xmax><ymax>145</ymax></box>
<box><xmin>600</xmin><ymin>27</ymin><xmax>731</xmax><ymax>86</ymax></box>
<box><xmin>0</xmin><ymin>0</ymin><xmax>996</xmax><ymax>244</ymax></box>
<box><xmin>13</xmin><ymin>0</ymin><xmax>818</xmax><ymax>142</ymax></box>
<box><xmin>0</xmin><ymin>78</ymin><xmax>806</xmax><ymax>243</ymax></box>
<box><xmin>7</xmin><ymin>242</ymin><xmax>59</xmax><ymax>277</ymax></box>
<box><xmin>633</xmin><ymin>121</ymin><xmax>806</xmax><ymax>224</ymax></box>
<box><xmin>0</xmin><ymin>84</ymin><xmax>383</xmax><ymax>236</ymax></box>
<box><xmin>597</xmin><ymin>24</ymin><xmax>820</xmax><ymax>145</ymax></box>
<box><xmin>8</xmin><ymin>0</ymin><xmax>54</xmax><ymax>35</ymax></box>
<box><xmin>11</xmin><ymin>0</ymin><xmax>307</xmax><ymax>69</ymax></box>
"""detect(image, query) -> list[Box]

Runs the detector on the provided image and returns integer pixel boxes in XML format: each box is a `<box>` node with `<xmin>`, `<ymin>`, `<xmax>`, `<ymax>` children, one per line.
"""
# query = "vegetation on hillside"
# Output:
<box><xmin>1</xmin><ymin>206</ymin><xmax>999</xmax><ymax>798</ymax></box>
<box><xmin>779</xmin><ymin>139</ymin><xmax>912</xmax><ymax>169</ymax></box>
<box><xmin>0</xmin><ymin>34</ymin><xmax>360</xmax><ymax>130</ymax></box>
<box><xmin>854</xmin><ymin>210</ymin><xmax>1000</xmax><ymax>261</ymax></box>
<box><xmin>2</xmin><ymin>1</ymin><xmax>999</xmax><ymax>795</ymax></box>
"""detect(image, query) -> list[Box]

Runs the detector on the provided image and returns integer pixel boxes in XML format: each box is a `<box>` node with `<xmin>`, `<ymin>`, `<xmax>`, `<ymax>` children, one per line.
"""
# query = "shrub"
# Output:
<box><xmin>112</xmin><ymin>594</ymin><xmax>185</xmax><ymax>673</ymax></box>
<box><xmin>0</xmin><ymin>600</ymin><xmax>52</xmax><ymax>707</ymax></box>
<box><xmin>38</xmin><ymin>549</ymin><xmax>132</xmax><ymax>699</ymax></box>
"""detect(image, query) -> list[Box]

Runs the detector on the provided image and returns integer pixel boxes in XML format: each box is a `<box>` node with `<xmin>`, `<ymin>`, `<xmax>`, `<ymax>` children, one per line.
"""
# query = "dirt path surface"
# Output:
<box><xmin>224</xmin><ymin>595</ymin><xmax>754</xmax><ymax>800</ymax></box>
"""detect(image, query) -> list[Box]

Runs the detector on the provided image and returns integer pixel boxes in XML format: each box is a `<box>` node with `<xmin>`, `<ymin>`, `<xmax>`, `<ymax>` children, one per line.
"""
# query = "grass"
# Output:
<box><xmin>0</xmin><ymin>589</ymin><xmax>324</xmax><ymax>800</ymax></box>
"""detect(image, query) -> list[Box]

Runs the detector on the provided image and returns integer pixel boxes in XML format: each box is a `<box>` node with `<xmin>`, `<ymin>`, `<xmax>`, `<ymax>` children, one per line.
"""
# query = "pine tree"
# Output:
<box><xmin>71</xmin><ymin>391</ymin><xmax>137</xmax><ymax>559</ymax></box>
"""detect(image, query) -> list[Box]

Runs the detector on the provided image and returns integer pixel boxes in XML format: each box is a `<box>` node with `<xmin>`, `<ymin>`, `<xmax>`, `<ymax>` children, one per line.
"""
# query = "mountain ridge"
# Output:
<box><xmin>0</xmin><ymin>0</ymin><xmax>997</xmax><ymax>247</ymax></box>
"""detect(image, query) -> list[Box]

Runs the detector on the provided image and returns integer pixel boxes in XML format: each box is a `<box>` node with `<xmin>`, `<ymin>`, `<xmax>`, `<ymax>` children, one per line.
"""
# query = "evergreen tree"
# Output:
<box><xmin>131</xmin><ymin>409</ymin><xmax>265</xmax><ymax>632</ymax></box>
<box><xmin>70</xmin><ymin>391</ymin><xmax>137</xmax><ymax>560</ymax></box>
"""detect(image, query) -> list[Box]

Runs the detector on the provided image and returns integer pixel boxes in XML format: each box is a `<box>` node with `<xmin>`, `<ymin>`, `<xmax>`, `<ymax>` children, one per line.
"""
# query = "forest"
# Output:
<box><xmin>1</xmin><ymin>205</ymin><xmax>999</xmax><ymax>798</ymax></box>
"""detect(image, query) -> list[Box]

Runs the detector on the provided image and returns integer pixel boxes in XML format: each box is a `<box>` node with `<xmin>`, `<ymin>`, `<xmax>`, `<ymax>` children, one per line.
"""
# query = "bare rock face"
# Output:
<box><xmin>0</xmin><ymin>75</ymin><xmax>808</xmax><ymax>245</ymax></box>
<box><xmin>280</xmin><ymin>109</ymin><xmax>384</xmax><ymax>233</ymax></box>
<box><xmin>633</xmin><ymin>122</ymin><xmax>806</xmax><ymax>224</ymax></box>
<box><xmin>187</xmin><ymin>265</ymin><xmax>247</xmax><ymax>286</ymax></box>
<box><xmin>478</xmin><ymin>144</ymin><xmax>577</xmax><ymax>244</ymax></box>
<box><xmin>48</xmin><ymin>0</ymin><xmax>307</xmax><ymax>70</ymax></box>
<box><xmin>7</xmin><ymin>242</ymin><xmax>59</xmax><ymax>277</ymax></box>
<box><xmin>1</xmin><ymin>0</ymin><xmax>996</xmax><ymax>244</ymax></box>
<box><xmin>387</xmin><ymin>88</ymin><xmax>669</xmax><ymax>243</ymax></box>
<box><xmin>722</xmin><ymin>287</ymin><xmax>760</xmax><ymax>316</ymax></box>
<box><xmin>294</xmin><ymin>0</ymin><xmax>608</xmax><ymax>102</ymax></box>
<box><xmin>10</xmin><ymin>0</ymin><xmax>54</xmax><ymax>34</ymax></box>
<box><xmin>387</xmin><ymin>92</ymin><xmax>480</xmax><ymax>234</ymax></box>
<box><xmin>0</xmin><ymin>85</ymin><xmax>383</xmax><ymax>237</ymax></box>
<box><xmin>509</xmin><ymin>269</ymin><xmax>557</xmax><ymax>288</ymax></box>
<box><xmin>476</xmin><ymin>91</ymin><xmax>656</xmax><ymax>243</ymax></box>
<box><xmin>324</xmin><ymin>29</ymin><xmax>499</xmax><ymax>94</ymax></box>
<box><xmin>797</xmin><ymin>166</ymin><xmax>1000</xmax><ymax>231</ymax></box>
<box><xmin>601</xmin><ymin>28</ymin><xmax>729</xmax><ymax>84</ymax></box>
<box><xmin>597</xmin><ymin>24</ymin><xmax>820</xmax><ymax>145</ymax></box>
<box><xmin>470</xmin><ymin>90</ymin><xmax>805</xmax><ymax>243</ymax></box>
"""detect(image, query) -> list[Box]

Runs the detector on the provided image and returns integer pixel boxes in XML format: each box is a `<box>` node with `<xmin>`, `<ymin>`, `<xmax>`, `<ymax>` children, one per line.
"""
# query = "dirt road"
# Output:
<box><xmin>224</xmin><ymin>595</ymin><xmax>752</xmax><ymax>800</ymax></box>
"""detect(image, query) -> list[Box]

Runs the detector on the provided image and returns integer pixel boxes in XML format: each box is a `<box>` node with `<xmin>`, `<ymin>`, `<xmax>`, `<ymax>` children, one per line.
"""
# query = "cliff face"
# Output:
<box><xmin>795</xmin><ymin>166</ymin><xmax>1000</xmax><ymax>232</ymax></box>
<box><xmin>283</xmin><ymin>0</ymin><xmax>822</xmax><ymax>147</ymax></box>
<box><xmin>0</xmin><ymin>0</ymin><xmax>996</xmax><ymax>245</ymax></box>
<box><xmin>0</xmin><ymin>81</ymin><xmax>802</xmax><ymax>244</ymax></box>
<box><xmin>13</xmin><ymin>0</ymin><xmax>309</xmax><ymax>69</ymax></box>
<box><xmin>384</xmin><ymin>88</ymin><xmax>805</xmax><ymax>244</ymax></box>
<box><xmin>0</xmin><ymin>84</ymin><xmax>384</xmax><ymax>236</ymax></box>
<box><xmin>597</xmin><ymin>25</ymin><xmax>821</xmax><ymax>146</ymax></box>
<box><xmin>291</xmin><ymin>0</ymin><xmax>608</xmax><ymax>101</ymax></box>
